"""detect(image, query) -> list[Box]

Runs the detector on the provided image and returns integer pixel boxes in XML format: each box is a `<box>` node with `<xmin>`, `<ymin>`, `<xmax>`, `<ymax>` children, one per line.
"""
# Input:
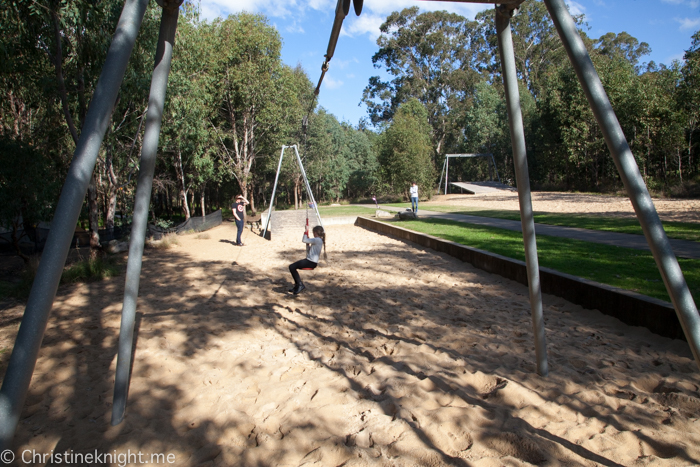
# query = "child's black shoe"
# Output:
<box><xmin>293</xmin><ymin>284</ymin><xmax>306</xmax><ymax>295</ymax></box>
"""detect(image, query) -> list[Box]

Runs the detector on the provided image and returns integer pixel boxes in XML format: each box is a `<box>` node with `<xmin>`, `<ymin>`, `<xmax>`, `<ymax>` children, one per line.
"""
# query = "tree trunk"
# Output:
<box><xmin>200</xmin><ymin>189</ymin><xmax>205</xmax><ymax>218</ymax></box>
<box><xmin>51</xmin><ymin>9</ymin><xmax>79</xmax><ymax>145</ymax></box>
<box><xmin>182</xmin><ymin>188</ymin><xmax>190</xmax><ymax>220</ymax></box>
<box><xmin>106</xmin><ymin>189</ymin><xmax>117</xmax><ymax>229</ymax></box>
<box><xmin>249</xmin><ymin>180</ymin><xmax>256</xmax><ymax>215</ymax></box>
<box><xmin>105</xmin><ymin>147</ymin><xmax>119</xmax><ymax>229</ymax></box>
<box><xmin>176</xmin><ymin>148</ymin><xmax>190</xmax><ymax>221</ymax></box>
<box><xmin>294</xmin><ymin>180</ymin><xmax>299</xmax><ymax>210</ymax></box>
<box><xmin>11</xmin><ymin>218</ymin><xmax>29</xmax><ymax>263</ymax></box>
<box><xmin>88</xmin><ymin>171</ymin><xmax>100</xmax><ymax>250</ymax></box>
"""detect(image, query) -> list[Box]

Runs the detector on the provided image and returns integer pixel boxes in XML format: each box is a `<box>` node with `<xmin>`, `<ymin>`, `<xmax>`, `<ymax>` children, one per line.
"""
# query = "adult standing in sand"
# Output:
<box><xmin>232</xmin><ymin>195</ymin><xmax>249</xmax><ymax>246</ymax></box>
<box><xmin>410</xmin><ymin>182</ymin><xmax>419</xmax><ymax>213</ymax></box>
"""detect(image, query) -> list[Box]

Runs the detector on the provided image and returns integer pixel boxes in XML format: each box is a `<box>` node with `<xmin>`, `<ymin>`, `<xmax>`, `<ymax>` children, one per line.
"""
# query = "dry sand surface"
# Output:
<box><xmin>425</xmin><ymin>192</ymin><xmax>700</xmax><ymax>223</ymax></box>
<box><xmin>2</xmin><ymin>193</ymin><xmax>700</xmax><ymax>466</ymax></box>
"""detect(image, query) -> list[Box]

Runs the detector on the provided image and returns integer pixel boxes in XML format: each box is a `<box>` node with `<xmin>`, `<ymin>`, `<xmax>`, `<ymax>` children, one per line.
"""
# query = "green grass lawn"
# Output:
<box><xmin>384</xmin><ymin>203</ymin><xmax>700</xmax><ymax>242</ymax></box>
<box><xmin>386</xmin><ymin>217</ymin><xmax>700</xmax><ymax>303</ymax></box>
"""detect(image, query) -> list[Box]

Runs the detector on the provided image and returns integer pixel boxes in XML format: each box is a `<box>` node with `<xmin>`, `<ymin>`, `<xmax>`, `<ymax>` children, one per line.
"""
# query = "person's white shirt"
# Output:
<box><xmin>410</xmin><ymin>184</ymin><xmax>418</xmax><ymax>198</ymax></box>
<box><xmin>303</xmin><ymin>234</ymin><xmax>323</xmax><ymax>263</ymax></box>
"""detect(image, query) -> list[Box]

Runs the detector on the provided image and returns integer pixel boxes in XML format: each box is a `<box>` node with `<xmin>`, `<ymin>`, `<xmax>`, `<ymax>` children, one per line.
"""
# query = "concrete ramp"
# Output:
<box><xmin>449</xmin><ymin>181</ymin><xmax>516</xmax><ymax>194</ymax></box>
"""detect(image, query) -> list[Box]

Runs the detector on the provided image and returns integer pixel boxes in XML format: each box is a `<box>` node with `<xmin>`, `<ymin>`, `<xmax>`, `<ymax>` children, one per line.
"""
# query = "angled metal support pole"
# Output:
<box><xmin>262</xmin><ymin>146</ymin><xmax>288</xmax><ymax>240</ymax></box>
<box><xmin>292</xmin><ymin>145</ymin><xmax>324</xmax><ymax>229</ymax></box>
<box><xmin>446</xmin><ymin>157</ymin><xmax>450</xmax><ymax>195</ymax></box>
<box><xmin>496</xmin><ymin>5</ymin><xmax>548</xmax><ymax>376</ymax></box>
<box><xmin>112</xmin><ymin>0</ymin><xmax>181</xmax><ymax>426</ymax></box>
<box><xmin>437</xmin><ymin>158</ymin><xmax>446</xmax><ymax>195</ymax></box>
<box><xmin>0</xmin><ymin>0</ymin><xmax>150</xmax><ymax>449</ymax></box>
<box><xmin>544</xmin><ymin>0</ymin><xmax>700</xmax><ymax>369</ymax></box>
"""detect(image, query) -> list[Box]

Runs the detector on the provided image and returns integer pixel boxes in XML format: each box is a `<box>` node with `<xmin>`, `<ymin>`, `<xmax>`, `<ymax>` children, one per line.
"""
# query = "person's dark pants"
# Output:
<box><xmin>235</xmin><ymin>219</ymin><xmax>244</xmax><ymax>244</ymax></box>
<box><xmin>411</xmin><ymin>196</ymin><xmax>418</xmax><ymax>213</ymax></box>
<box><xmin>289</xmin><ymin>259</ymin><xmax>317</xmax><ymax>285</ymax></box>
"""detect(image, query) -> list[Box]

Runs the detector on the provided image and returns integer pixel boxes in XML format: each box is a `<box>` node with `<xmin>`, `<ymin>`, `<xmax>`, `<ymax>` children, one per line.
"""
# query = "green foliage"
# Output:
<box><xmin>363</xmin><ymin>7</ymin><xmax>484</xmax><ymax>157</ymax></box>
<box><xmin>60</xmin><ymin>255</ymin><xmax>122</xmax><ymax>284</ymax></box>
<box><xmin>475</xmin><ymin>0</ymin><xmax>569</xmax><ymax>99</ymax></box>
<box><xmin>378</xmin><ymin>99</ymin><xmax>436</xmax><ymax>197</ymax></box>
<box><xmin>0</xmin><ymin>138</ymin><xmax>60</xmax><ymax>260</ymax></box>
<box><xmin>0</xmin><ymin>138</ymin><xmax>58</xmax><ymax>226</ymax></box>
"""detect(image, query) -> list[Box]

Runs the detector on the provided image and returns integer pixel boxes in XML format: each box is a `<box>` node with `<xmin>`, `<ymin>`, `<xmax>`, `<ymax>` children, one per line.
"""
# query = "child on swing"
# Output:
<box><xmin>288</xmin><ymin>224</ymin><xmax>327</xmax><ymax>295</ymax></box>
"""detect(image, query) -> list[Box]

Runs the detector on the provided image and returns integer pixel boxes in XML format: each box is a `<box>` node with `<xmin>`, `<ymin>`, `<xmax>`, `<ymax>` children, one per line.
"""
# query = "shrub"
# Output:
<box><xmin>147</xmin><ymin>233</ymin><xmax>180</xmax><ymax>249</ymax></box>
<box><xmin>61</xmin><ymin>256</ymin><xmax>122</xmax><ymax>284</ymax></box>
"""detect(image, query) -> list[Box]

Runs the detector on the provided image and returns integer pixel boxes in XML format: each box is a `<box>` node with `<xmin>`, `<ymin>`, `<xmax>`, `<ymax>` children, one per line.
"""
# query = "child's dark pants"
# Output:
<box><xmin>289</xmin><ymin>259</ymin><xmax>317</xmax><ymax>285</ymax></box>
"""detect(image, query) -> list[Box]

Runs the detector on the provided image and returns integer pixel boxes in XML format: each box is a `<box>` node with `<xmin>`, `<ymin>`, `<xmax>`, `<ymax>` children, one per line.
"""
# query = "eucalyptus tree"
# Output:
<box><xmin>631</xmin><ymin>64</ymin><xmax>685</xmax><ymax>184</ymax></box>
<box><xmin>299</xmin><ymin>109</ymin><xmax>347</xmax><ymax>204</ymax></box>
<box><xmin>262</xmin><ymin>64</ymin><xmax>315</xmax><ymax>211</ymax></box>
<box><xmin>0</xmin><ymin>0</ymin><xmax>55</xmax><ymax>145</ymax></box>
<box><xmin>362</xmin><ymin>7</ymin><xmax>485</xmax><ymax>158</ymax></box>
<box><xmin>378</xmin><ymin>98</ymin><xmax>435</xmax><ymax>197</ymax></box>
<box><xmin>679</xmin><ymin>31</ymin><xmax>700</xmax><ymax>177</ymax></box>
<box><xmin>1</xmin><ymin>0</ymin><xmax>162</xmax><ymax>246</ymax></box>
<box><xmin>475</xmin><ymin>0</ymin><xmax>569</xmax><ymax>99</ymax></box>
<box><xmin>159</xmin><ymin>8</ymin><xmax>216</xmax><ymax>221</ymax></box>
<box><xmin>343</xmin><ymin>124</ymin><xmax>379</xmax><ymax>200</ymax></box>
<box><xmin>595</xmin><ymin>32</ymin><xmax>651</xmax><ymax>71</ymax></box>
<box><xmin>0</xmin><ymin>138</ymin><xmax>60</xmax><ymax>262</ymax></box>
<box><xmin>209</xmin><ymin>12</ymin><xmax>292</xmax><ymax>203</ymax></box>
<box><xmin>535</xmin><ymin>48</ymin><xmax>643</xmax><ymax>190</ymax></box>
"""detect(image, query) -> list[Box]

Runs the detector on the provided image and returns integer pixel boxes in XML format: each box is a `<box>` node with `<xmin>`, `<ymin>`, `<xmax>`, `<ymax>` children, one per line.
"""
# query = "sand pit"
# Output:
<box><xmin>2</xmin><ymin>209</ymin><xmax>700</xmax><ymax>466</ymax></box>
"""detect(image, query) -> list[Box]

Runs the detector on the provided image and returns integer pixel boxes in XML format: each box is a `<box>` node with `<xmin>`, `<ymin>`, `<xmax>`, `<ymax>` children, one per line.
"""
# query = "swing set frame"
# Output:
<box><xmin>437</xmin><ymin>153</ymin><xmax>500</xmax><ymax>195</ymax></box>
<box><xmin>262</xmin><ymin>144</ymin><xmax>324</xmax><ymax>240</ymax></box>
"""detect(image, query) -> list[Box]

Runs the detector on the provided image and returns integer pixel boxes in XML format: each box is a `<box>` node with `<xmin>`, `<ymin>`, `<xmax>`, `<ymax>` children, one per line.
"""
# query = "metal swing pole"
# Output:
<box><xmin>111</xmin><ymin>0</ymin><xmax>181</xmax><ymax>426</ymax></box>
<box><xmin>0</xmin><ymin>0</ymin><xmax>150</xmax><ymax>449</ymax></box>
<box><xmin>292</xmin><ymin>145</ymin><xmax>323</xmax><ymax>230</ymax></box>
<box><xmin>491</xmin><ymin>154</ymin><xmax>501</xmax><ymax>184</ymax></box>
<box><xmin>262</xmin><ymin>146</ymin><xmax>287</xmax><ymax>240</ymax></box>
<box><xmin>496</xmin><ymin>4</ymin><xmax>548</xmax><ymax>376</ymax></box>
<box><xmin>437</xmin><ymin>158</ymin><xmax>446</xmax><ymax>195</ymax></box>
<box><xmin>445</xmin><ymin>156</ymin><xmax>450</xmax><ymax>195</ymax></box>
<box><xmin>545</xmin><ymin>0</ymin><xmax>700</xmax><ymax>369</ymax></box>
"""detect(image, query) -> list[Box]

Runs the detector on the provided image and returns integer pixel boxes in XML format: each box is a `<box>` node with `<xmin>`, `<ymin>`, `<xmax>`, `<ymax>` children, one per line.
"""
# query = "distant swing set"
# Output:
<box><xmin>437</xmin><ymin>153</ymin><xmax>501</xmax><ymax>195</ymax></box>
<box><xmin>2</xmin><ymin>0</ymin><xmax>700</xmax><ymax>450</ymax></box>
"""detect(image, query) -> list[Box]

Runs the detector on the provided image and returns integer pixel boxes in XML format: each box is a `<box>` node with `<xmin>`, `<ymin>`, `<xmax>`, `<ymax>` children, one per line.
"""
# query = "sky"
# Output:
<box><xmin>197</xmin><ymin>0</ymin><xmax>700</xmax><ymax>127</ymax></box>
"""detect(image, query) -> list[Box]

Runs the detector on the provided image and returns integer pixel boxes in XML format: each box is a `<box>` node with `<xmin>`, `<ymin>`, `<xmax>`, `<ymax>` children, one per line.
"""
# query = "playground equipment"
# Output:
<box><xmin>437</xmin><ymin>153</ymin><xmax>501</xmax><ymax>195</ymax></box>
<box><xmin>1</xmin><ymin>0</ymin><xmax>700</xmax><ymax>451</ymax></box>
<box><xmin>262</xmin><ymin>145</ymin><xmax>324</xmax><ymax>241</ymax></box>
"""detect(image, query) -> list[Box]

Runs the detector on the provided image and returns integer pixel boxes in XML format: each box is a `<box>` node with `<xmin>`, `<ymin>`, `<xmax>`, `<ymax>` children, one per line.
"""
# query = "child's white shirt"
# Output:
<box><xmin>303</xmin><ymin>234</ymin><xmax>323</xmax><ymax>263</ymax></box>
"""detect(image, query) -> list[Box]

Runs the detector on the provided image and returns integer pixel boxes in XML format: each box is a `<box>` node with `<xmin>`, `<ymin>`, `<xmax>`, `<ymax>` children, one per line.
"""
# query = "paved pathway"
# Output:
<box><xmin>367</xmin><ymin>205</ymin><xmax>700</xmax><ymax>260</ymax></box>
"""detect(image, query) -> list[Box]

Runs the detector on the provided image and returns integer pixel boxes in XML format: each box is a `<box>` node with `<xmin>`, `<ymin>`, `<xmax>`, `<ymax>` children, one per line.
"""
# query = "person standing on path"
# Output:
<box><xmin>232</xmin><ymin>195</ymin><xmax>249</xmax><ymax>246</ymax></box>
<box><xmin>410</xmin><ymin>182</ymin><xmax>419</xmax><ymax>213</ymax></box>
